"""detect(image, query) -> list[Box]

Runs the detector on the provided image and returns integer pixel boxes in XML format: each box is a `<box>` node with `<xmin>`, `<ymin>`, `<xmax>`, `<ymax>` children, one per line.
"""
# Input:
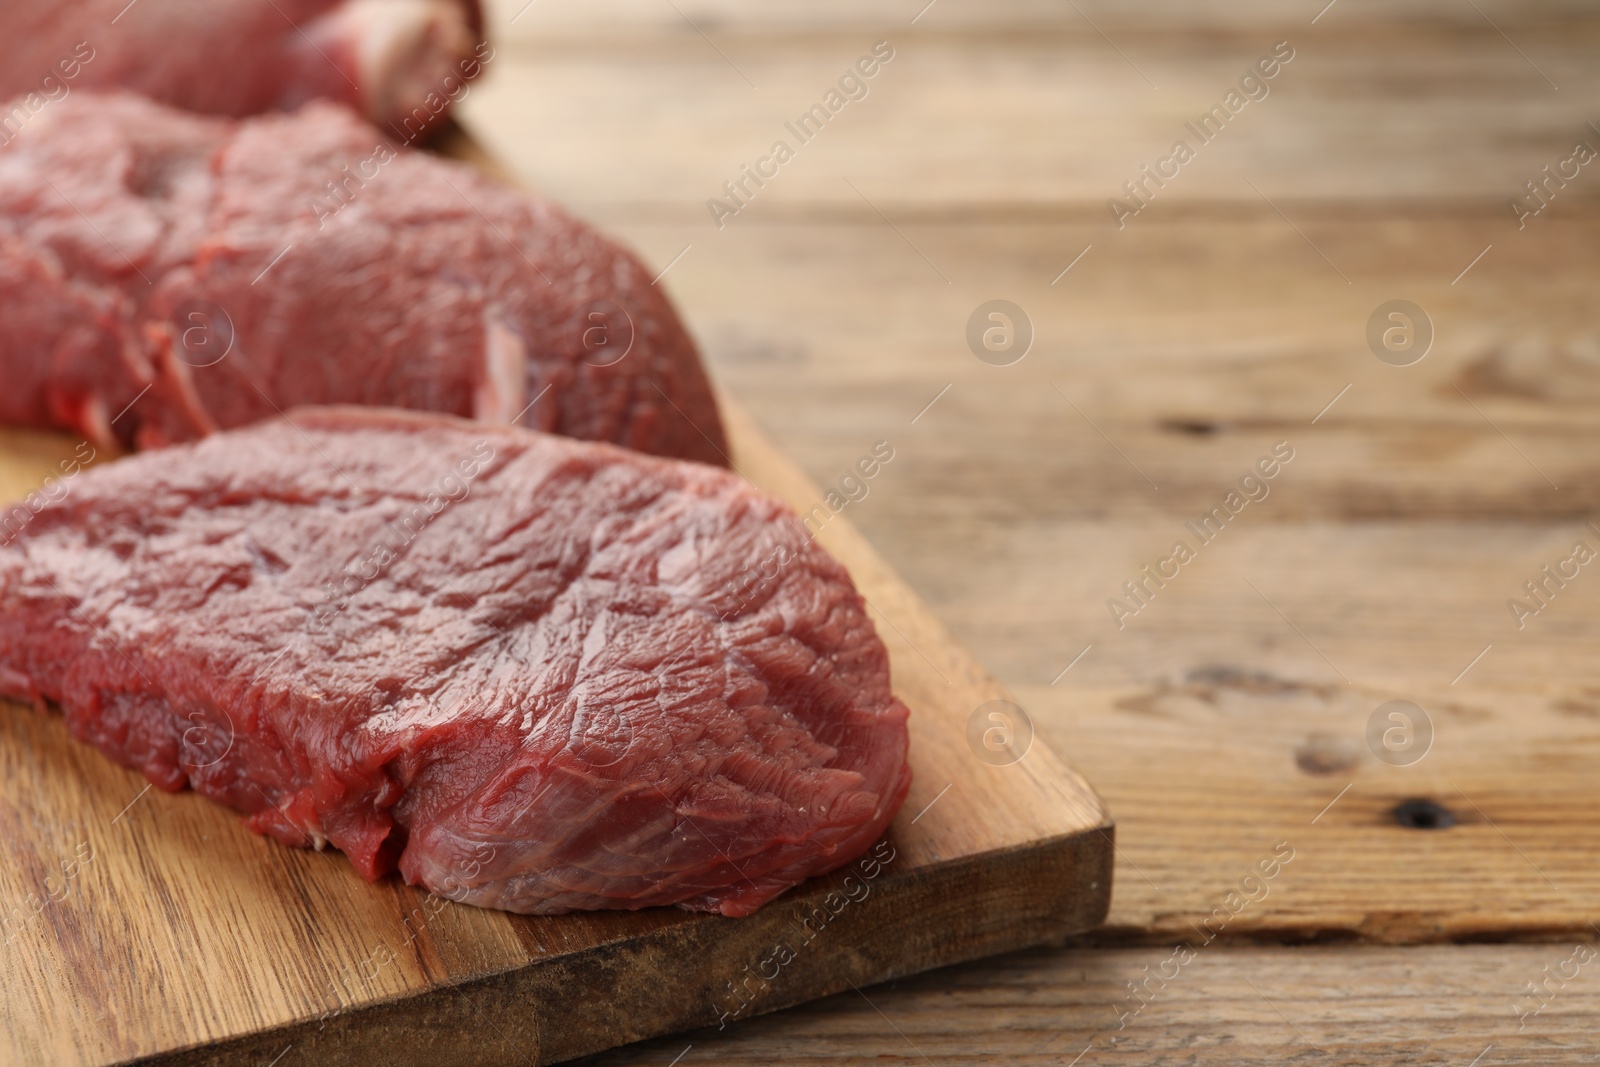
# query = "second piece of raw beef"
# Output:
<box><xmin>0</xmin><ymin>91</ymin><xmax>727</xmax><ymax>465</ymax></box>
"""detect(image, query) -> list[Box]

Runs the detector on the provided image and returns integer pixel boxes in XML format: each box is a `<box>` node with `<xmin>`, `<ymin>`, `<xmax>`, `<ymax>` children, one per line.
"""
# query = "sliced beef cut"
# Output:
<box><xmin>0</xmin><ymin>407</ymin><xmax>910</xmax><ymax>915</ymax></box>
<box><xmin>0</xmin><ymin>0</ymin><xmax>486</xmax><ymax>135</ymax></box>
<box><xmin>0</xmin><ymin>92</ymin><xmax>727</xmax><ymax>465</ymax></box>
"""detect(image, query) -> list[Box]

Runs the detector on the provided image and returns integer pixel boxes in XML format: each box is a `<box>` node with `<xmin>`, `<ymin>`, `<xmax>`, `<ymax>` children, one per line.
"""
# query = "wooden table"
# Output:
<box><xmin>460</xmin><ymin>0</ymin><xmax>1600</xmax><ymax>1061</ymax></box>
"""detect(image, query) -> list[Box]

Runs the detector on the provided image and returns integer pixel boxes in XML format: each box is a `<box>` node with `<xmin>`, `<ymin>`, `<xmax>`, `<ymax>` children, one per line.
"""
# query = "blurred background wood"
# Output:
<box><xmin>458</xmin><ymin>0</ymin><xmax>1600</xmax><ymax>1061</ymax></box>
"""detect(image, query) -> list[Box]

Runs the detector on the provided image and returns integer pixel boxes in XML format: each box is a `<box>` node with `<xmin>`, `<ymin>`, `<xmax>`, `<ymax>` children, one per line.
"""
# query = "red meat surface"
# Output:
<box><xmin>0</xmin><ymin>408</ymin><xmax>911</xmax><ymax>915</ymax></box>
<box><xmin>0</xmin><ymin>92</ymin><xmax>727</xmax><ymax>465</ymax></box>
<box><xmin>0</xmin><ymin>0</ymin><xmax>487</xmax><ymax>134</ymax></box>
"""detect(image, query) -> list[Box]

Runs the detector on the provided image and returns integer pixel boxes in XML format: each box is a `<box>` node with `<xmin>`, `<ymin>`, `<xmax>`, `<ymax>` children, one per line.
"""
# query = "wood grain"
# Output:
<box><xmin>0</xmin><ymin>402</ymin><xmax>1110</xmax><ymax>1065</ymax></box>
<box><xmin>468</xmin><ymin>0</ymin><xmax>1600</xmax><ymax>214</ymax></box>
<box><xmin>575</xmin><ymin>943</ymin><xmax>1600</xmax><ymax>1066</ymax></box>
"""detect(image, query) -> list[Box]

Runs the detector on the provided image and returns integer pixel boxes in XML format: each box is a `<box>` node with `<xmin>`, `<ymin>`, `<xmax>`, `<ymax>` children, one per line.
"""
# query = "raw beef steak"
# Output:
<box><xmin>0</xmin><ymin>0</ymin><xmax>486</xmax><ymax>134</ymax></box>
<box><xmin>0</xmin><ymin>92</ymin><xmax>727</xmax><ymax>465</ymax></box>
<box><xmin>0</xmin><ymin>408</ymin><xmax>911</xmax><ymax>915</ymax></box>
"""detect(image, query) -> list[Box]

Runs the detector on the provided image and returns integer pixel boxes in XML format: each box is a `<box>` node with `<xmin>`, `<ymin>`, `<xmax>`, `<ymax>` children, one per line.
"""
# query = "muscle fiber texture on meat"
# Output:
<box><xmin>0</xmin><ymin>92</ymin><xmax>727</xmax><ymax>465</ymax></box>
<box><xmin>0</xmin><ymin>408</ymin><xmax>911</xmax><ymax>915</ymax></box>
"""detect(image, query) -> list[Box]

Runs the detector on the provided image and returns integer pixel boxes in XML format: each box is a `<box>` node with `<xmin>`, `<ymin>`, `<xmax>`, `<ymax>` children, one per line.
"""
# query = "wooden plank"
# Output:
<box><xmin>916</xmin><ymin>520</ymin><xmax>1600</xmax><ymax>692</ymax></box>
<box><xmin>574</xmin><ymin>943</ymin><xmax>1600</xmax><ymax>1066</ymax></box>
<box><xmin>462</xmin><ymin>3</ymin><xmax>1600</xmax><ymax>214</ymax></box>
<box><xmin>488</xmin><ymin>0</ymin><xmax>1591</xmax><ymax>35</ymax></box>
<box><xmin>1030</xmin><ymin>678</ymin><xmax>1600</xmax><ymax>944</ymax></box>
<box><xmin>458</xmin><ymin>2</ymin><xmax>1600</xmax><ymax>529</ymax></box>
<box><xmin>0</xmin><ymin>399</ymin><xmax>1110</xmax><ymax>1065</ymax></box>
<box><xmin>551</xmin><ymin>214</ymin><xmax>1600</xmax><ymax>530</ymax></box>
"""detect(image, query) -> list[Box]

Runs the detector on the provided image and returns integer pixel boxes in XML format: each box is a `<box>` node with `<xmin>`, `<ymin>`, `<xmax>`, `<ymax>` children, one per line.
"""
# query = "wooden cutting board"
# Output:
<box><xmin>0</xmin><ymin>134</ymin><xmax>1112</xmax><ymax>1067</ymax></box>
